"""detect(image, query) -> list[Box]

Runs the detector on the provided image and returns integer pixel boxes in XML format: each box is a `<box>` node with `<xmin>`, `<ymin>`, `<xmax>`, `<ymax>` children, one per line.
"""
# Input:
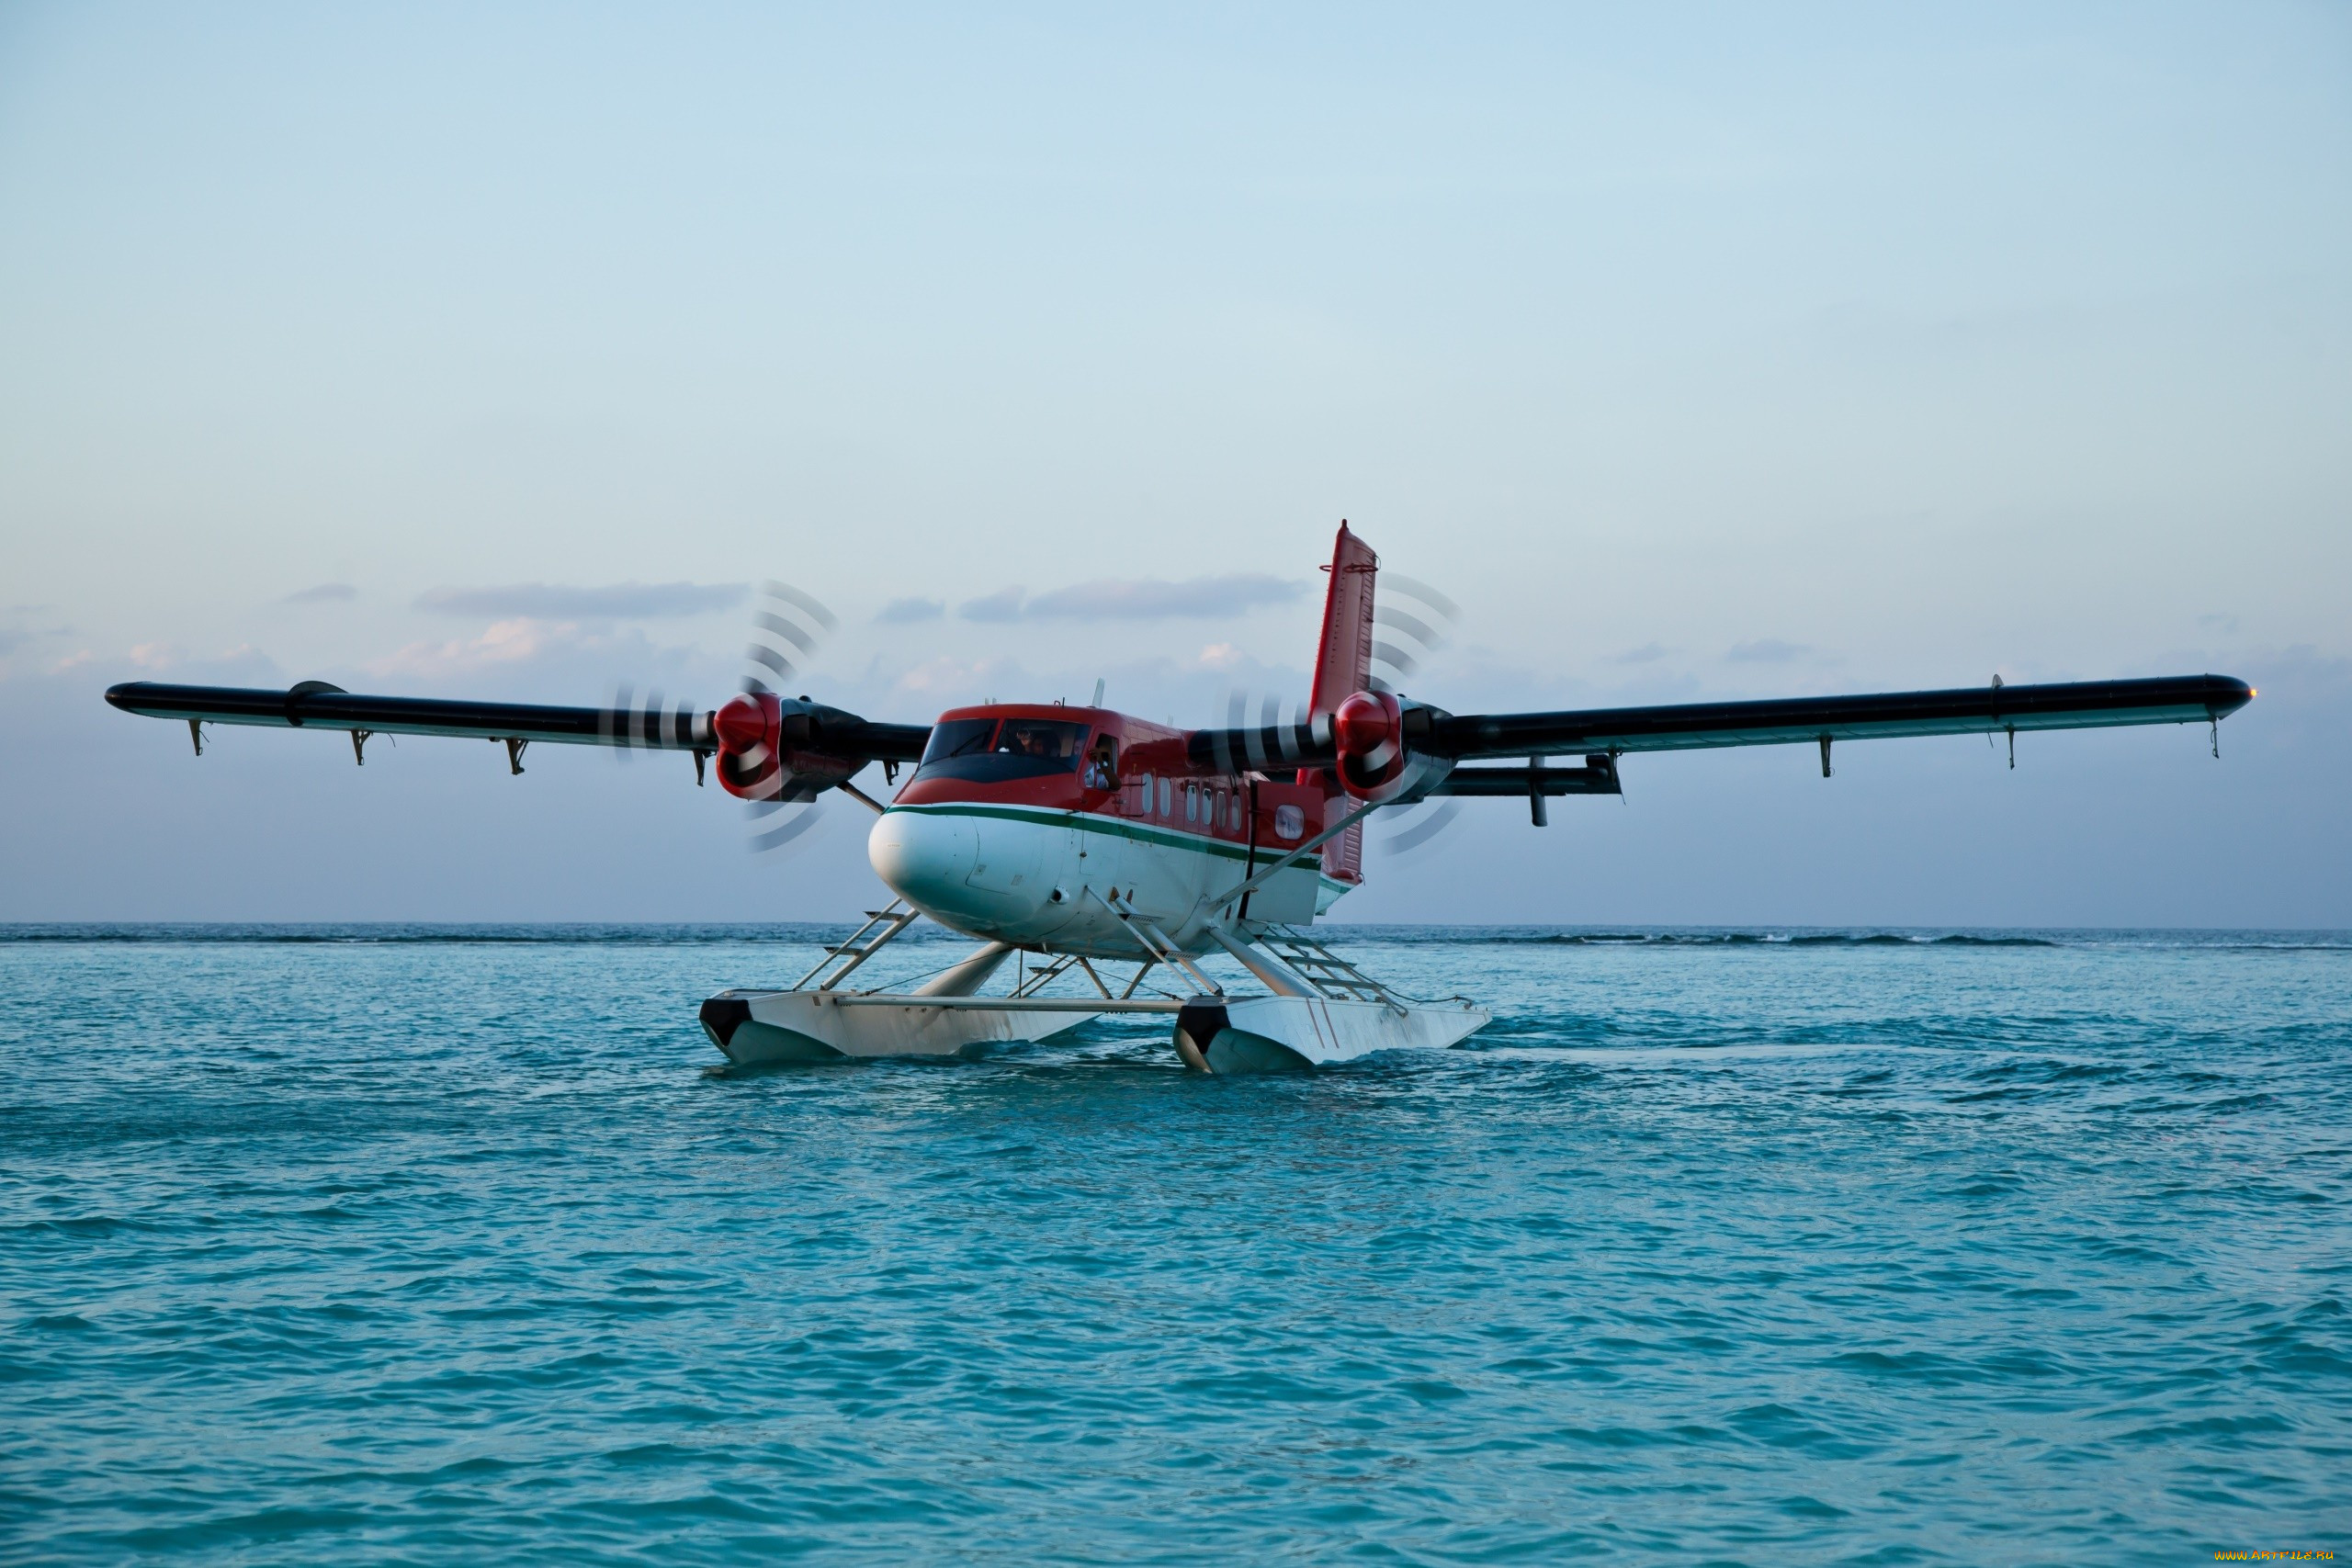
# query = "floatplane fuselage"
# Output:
<box><xmin>106</xmin><ymin>524</ymin><xmax>2254</xmax><ymax>1072</ymax></box>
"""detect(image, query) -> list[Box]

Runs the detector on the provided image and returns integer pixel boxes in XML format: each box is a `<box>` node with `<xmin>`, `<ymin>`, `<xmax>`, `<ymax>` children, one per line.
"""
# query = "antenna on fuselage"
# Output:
<box><xmin>1091</xmin><ymin>678</ymin><xmax>1105</xmax><ymax>706</ymax></box>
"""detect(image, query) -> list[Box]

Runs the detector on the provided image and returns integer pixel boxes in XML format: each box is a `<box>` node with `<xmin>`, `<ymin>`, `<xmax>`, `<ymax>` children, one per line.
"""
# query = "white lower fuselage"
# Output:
<box><xmin>868</xmin><ymin>801</ymin><xmax>1345</xmax><ymax>957</ymax></box>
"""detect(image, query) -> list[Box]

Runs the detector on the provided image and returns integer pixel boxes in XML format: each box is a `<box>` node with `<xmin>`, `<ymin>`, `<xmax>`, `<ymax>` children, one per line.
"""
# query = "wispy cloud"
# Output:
<box><xmin>1614</xmin><ymin>642</ymin><xmax>1670</xmax><ymax>665</ymax></box>
<box><xmin>957</xmin><ymin>576</ymin><xmax>1304</xmax><ymax>624</ymax></box>
<box><xmin>958</xmin><ymin>588</ymin><xmax>1027</xmax><ymax>623</ymax></box>
<box><xmin>877</xmin><ymin>596</ymin><xmax>945</xmax><ymax>624</ymax></box>
<box><xmin>284</xmin><ymin>582</ymin><xmax>357</xmax><ymax>604</ymax></box>
<box><xmin>1196</xmin><ymin>642</ymin><xmax>1248</xmax><ymax>671</ymax></box>
<box><xmin>892</xmin><ymin>655</ymin><xmax>1023</xmax><ymax>696</ymax></box>
<box><xmin>417</xmin><ymin>582</ymin><xmax>746</xmax><ymax>619</ymax></box>
<box><xmin>370</xmin><ymin>618</ymin><xmax>575</xmax><ymax>676</ymax></box>
<box><xmin>1033</xmin><ymin>575</ymin><xmax>1303</xmax><ymax>618</ymax></box>
<box><xmin>1726</xmin><ymin>637</ymin><xmax>1812</xmax><ymax>664</ymax></box>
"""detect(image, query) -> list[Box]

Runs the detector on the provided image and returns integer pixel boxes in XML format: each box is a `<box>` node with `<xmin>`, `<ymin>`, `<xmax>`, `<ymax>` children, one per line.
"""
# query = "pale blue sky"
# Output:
<box><xmin>3</xmin><ymin>3</ymin><xmax>2346</xmax><ymax>923</ymax></box>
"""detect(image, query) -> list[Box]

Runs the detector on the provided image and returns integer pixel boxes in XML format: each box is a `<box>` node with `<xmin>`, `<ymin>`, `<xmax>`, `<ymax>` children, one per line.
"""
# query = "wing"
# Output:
<box><xmin>1422</xmin><ymin>673</ymin><xmax>2253</xmax><ymax>760</ymax></box>
<box><xmin>105</xmin><ymin>681</ymin><xmax>931</xmax><ymax>763</ymax></box>
<box><xmin>1185</xmin><ymin>673</ymin><xmax>2253</xmax><ymax>773</ymax></box>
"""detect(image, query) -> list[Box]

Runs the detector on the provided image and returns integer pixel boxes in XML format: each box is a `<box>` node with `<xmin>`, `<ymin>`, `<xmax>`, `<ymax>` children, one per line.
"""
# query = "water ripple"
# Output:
<box><xmin>3</xmin><ymin>925</ymin><xmax>2348</xmax><ymax>1562</ymax></box>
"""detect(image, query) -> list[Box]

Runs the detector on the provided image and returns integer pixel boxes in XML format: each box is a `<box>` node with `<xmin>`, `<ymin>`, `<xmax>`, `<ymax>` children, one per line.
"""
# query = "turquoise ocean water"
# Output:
<box><xmin>3</xmin><ymin>924</ymin><xmax>2347</xmax><ymax>1563</ymax></box>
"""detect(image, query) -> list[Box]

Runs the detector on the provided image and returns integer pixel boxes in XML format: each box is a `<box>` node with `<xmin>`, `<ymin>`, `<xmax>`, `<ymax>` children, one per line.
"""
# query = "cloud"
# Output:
<box><xmin>958</xmin><ymin>588</ymin><xmax>1027</xmax><ymax>623</ymax></box>
<box><xmin>876</xmin><ymin>596</ymin><xmax>945</xmax><ymax>624</ymax></box>
<box><xmin>1726</xmin><ymin>637</ymin><xmax>1812</xmax><ymax>664</ymax></box>
<box><xmin>1196</xmin><ymin>642</ymin><xmax>1247</xmax><ymax>671</ymax></box>
<box><xmin>370</xmin><ymin>618</ymin><xmax>576</xmax><ymax>676</ymax></box>
<box><xmin>0</xmin><ymin>627</ymin><xmax>24</xmax><ymax>656</ymax></box>
<box><xmin>1613</xmin><ymin>642</ymin><xmax>1670</xmax><ymax>664</ymax></box>
<box><xmin>284</xmin><ymin>582</ymin><xmax>357</xmax><ymax>604</ymax></box>
<box><xmin>416</xmin><ymin>582</ymin><xmax>746</xmax><ymax>619</ymax></box>
<box><xmin>957</xmin><ymin>576</ymin><xmax>1305</xmax><ymax>624</ymax></box>
<box><xmin>1029</xmin><ymin>575</ymin><xmax>1303</xmax><ymax>619</ymax></box>
<box><xmin>892</xmin><ymin>655</ymin><xmax>1022</xmax><ymax>696</ymax></box>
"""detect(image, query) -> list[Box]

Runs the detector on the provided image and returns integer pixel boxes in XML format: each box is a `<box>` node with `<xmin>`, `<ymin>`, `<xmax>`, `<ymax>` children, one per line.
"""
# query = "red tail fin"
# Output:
<box><xmin>1309</xmin><ymin>522</ymin><xmax>1377</xmax><ymax>886</ymax></box>
<box><xmin>1310</xmin><ymin>523</ymin><xmax>1378</xmax><ymax>719</ymax></box>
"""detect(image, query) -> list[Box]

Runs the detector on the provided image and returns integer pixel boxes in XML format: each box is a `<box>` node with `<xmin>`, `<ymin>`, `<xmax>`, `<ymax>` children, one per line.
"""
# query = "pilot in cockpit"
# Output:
<box><xmin>1083</xmin><ymin>737</ymin><xmax>1117</xmax><ymax>790</ymax></box>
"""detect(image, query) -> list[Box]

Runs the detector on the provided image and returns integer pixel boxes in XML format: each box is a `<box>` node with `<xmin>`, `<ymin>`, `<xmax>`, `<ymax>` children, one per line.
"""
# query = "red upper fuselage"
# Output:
<box><xmin>891</xmin><ymin>703</ymin><xmax>1343</xmax><ymax>879</ymax></box>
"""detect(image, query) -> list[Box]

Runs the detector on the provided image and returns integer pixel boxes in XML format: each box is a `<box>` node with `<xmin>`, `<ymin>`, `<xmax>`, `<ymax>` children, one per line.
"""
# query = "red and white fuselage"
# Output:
<box><xmin>869</xmin><ymin>705</ymin><xmax>1351</xmax><ymax>956</ymax></box>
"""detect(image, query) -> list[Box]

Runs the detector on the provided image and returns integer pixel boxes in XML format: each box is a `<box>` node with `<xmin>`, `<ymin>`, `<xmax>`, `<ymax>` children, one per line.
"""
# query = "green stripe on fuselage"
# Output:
<box><xmin>884</xmin><ymin>800</ymin><xmax>1351</xmax><ymax>888</ymax></box>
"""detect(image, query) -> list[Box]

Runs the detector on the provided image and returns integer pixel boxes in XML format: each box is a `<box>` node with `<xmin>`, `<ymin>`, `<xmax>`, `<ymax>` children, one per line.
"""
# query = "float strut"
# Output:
<box><xmin>1819</xmin><ymin>735</ymin><xmax>1832</xmax><ymax>778</ymax></box>
<box><xmin>1528</xmin><ymin>755</ymin><xmax>1548</xmax><ymax>828</ymax></box>
<box><xmin>504</xmin><ymin>737</ymin><xmax>527</xmax><ymax>776</ymax></box>
<box><xmin>694</xmin><ymin>748</ymin><xmax>710</xmax><ymax>786</ymax></box>
<box><xmin>2007</xmin><ymin>727</ymin><xmax>2016</xmax><ymax>770</ymax></box>
<box><xmin>2211</xmin><ymin>716</ymin><xmax>2220</xmax><ymax>760</ymax></box>
<box><xmin>351</xmin><ymin>729</ymin><xmax>371</xmax><ymax>766</ymax></box>
<box><xmin>188</xmin><ymin>719</ymin><xmax>204</xmax><ymax>757</ymax></box>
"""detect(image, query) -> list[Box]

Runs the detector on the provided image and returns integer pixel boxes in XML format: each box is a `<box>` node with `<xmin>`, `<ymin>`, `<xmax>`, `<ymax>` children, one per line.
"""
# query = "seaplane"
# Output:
<box><xmin>106</xmin><ymin>525</ymin><xmax>2254</xmax><ymax>1073</ymax></box>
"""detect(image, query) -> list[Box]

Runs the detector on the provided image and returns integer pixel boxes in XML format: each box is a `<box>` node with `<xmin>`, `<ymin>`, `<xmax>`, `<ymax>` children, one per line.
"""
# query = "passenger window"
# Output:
<box><xmin>1157</xmin><ymin>777</ymin><xmax>1171</xmax><ymax>817</ymax></box>
<box><xmin>1184</xmin><ymin>784</ymin><xmax>1197</xmax><ymax>823</ymax></box>
<box><xmin>1138</xmin><ymin>772</ymin><xmax>1153</xmax><ymax>815</ymax></box>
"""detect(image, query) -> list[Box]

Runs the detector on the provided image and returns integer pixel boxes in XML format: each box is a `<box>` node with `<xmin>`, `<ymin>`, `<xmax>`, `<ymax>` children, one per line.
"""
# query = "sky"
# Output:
<box><xmin>2</xmin><ymin>2</ymin><xmax>2346</xmax><ymax>926</ymax></box>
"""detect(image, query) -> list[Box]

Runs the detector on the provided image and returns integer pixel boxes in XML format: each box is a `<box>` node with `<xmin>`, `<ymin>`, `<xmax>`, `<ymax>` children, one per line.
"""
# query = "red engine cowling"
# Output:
<box><xmin>1331</xmin><ymin>689</ymin><xmax>1410</xmax><ymax>803</ymax></box>
<box><xmin>711</xmin><ymin>692</ymin><xmax>855</xmax><ymax>801</ymax></box>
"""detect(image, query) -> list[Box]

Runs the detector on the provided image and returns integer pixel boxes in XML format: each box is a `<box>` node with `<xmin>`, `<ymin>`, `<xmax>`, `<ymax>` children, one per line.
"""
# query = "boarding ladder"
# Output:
<box><xmin>792</xmin><ymin>899</ymin><xmax>922</xmax><ymax>992</ymax></box>
<box><xmin>1099</xmin><ymin>891</ymin><xmax>1224</xmax><ymax>998</ymax></box>
<box><xmin>1254</xmin><ymin>924</ymin><xmax>1407</xmax><ymax>1009</ymax></box>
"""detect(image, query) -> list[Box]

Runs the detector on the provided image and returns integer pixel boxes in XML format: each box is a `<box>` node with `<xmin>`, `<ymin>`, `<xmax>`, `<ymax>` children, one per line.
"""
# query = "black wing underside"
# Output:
<box><xmin>1187</xmin><ymin>674</ymin><xmax>2252</xmax><ymax>771</ymax></box>
<box><xmin>1424</xmin><ymin>673</ymin><xmax>2252</xmax><ymax>760</ymax></box>
<box><xmin>103</xmin><ymin>682</ymin><xmax>932</xmax><ymax>761</ymax></box>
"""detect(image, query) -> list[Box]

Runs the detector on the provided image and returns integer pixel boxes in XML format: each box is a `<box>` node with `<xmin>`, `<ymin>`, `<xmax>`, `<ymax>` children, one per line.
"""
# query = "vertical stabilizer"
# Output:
<box><xmin>1308</xmin><ymin>522</ymin><xmax>1377</xmax><ymax>886</ymax></box>
<box><xmin>1310</xmin><ymin>523</ymin><xmax>1379</xmax><ymax>719</ymax></box>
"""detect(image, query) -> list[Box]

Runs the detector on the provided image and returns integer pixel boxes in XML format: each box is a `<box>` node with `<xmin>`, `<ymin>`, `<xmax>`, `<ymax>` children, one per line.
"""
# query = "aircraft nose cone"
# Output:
<box><xmin>868</xmin><ymin>809</ymin><xmax>978</xmax><ymax>909</ymax></box>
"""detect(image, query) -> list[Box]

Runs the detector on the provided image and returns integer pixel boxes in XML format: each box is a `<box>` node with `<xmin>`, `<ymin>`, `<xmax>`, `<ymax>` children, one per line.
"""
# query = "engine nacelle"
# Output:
<box><xmin>712</xmin><ymin>691</ymin><xmax>857</xmax><ymax>801</ymax></box>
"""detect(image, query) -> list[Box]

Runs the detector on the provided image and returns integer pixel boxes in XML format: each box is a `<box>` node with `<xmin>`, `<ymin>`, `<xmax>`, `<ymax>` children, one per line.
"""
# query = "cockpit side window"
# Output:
<box><xmin>994</xmin><ymin>718</ymin><xmax>1087</xmax><ymax>764</ymax></box>
<box><xmin>1083</xmin><ymin>735</ymin><xmax>1117</xmax><ymax>790</ymax></box>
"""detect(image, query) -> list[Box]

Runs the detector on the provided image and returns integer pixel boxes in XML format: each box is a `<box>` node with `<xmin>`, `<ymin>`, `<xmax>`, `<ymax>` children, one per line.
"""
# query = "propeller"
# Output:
<box><xmin>1367</xmin><ymin>571</ymin><xmax>1466</xmax><ymax>858</ymax></box>
<box><xmin>1373</xmin><ymin>795</ymin><xmax>1463</xmax><ymax>860</ymax></box>
<box><xmin>1193</xmin><ymin>561</ymin><xmax>1467</xmax><ymax>863</ymax></box>
<box><xmin>743</xmin><ymin>580</ymin><xmax>840</xmax><ymax>697</ymax></box>
<box><xmin>599</xmin><ymin>681</ymin><xmax>707</xmax><ymax>762</ymax></box>
<box><xmin>1215</xmin><ymin>686</ymin><xmax>1317</xmax><ymax>774</ymax></box>
<box><xmin>1370</xmin><ymin>573</ymin><xmax>1458</xmax><ymax>693</ymax></box>
<box><xmin>595</xmin><ymin>581</ymin><xmax>852</xmax><ymax>854</ymax></box>
<box><xmin>719</xmin><ymin>582</ymin><xmax>846</xmax><ymax>854</ymax></box>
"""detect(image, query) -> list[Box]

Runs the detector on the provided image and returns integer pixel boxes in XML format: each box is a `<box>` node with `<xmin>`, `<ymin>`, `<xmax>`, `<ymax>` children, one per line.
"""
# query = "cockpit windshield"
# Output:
<box><xmin>912</xmin><ymin>716</ymin><xmax>1091</xmax><ymax>784</ymax></box>
<box><xmin>919</xmin><ymin>717</ymin><xmax>998</xmax><ymax>765</ymax></box>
